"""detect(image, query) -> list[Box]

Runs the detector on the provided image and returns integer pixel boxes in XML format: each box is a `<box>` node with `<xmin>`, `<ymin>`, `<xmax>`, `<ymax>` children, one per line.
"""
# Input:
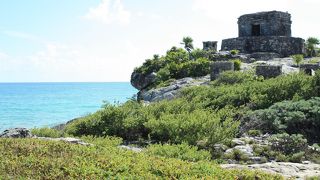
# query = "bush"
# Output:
<box><xmin>233</xmin><ymin>59</ymin><xmax>242</xmax><ymax>70</ymax></box>
<box><xmin>183</xmin><ymin>73</ymin><xmax>315</xmax><ymax>110</ymax></box>
<box><xmin>145</xmin><ymin>143</ymin><xmax>211</xmax><ymax>162</ymax></box>
<box><xmin>224</xmin><ymin>149</ymin><xmax>249</xmax><ymax>162</ymax></box>
<box><xmin>212</xmin><ymin>71</ymin><xmax>255</xmax><ymax>86</ymax></box>
<box><xmin>230</xmin><ymin>49</ymin><xmax>240</xmax><ymax>55</ymax></box>
<box><xmin>290</xmin><ymin>152</ymin><xmax>305</xmax><ymax>163</ymax></box>
<box><xmin>291</xmin><ymin>54</ymin><xmax>304</xmax><ymax>66</ymax></box>
<box><xmin>31</xmin><ymin>128</ymin><xmax>64</xmax><ymax>138</ymax></box>
<box><xmin>0</xmin><ymin>138</ymin><xmax>283</xmax><ymax>179</ymax></box>
<box><xmin>247</xmin><ymin>130</ymin><xmax>262</xmax><ymax>137</ymax></box>
<box><xmin>144</xmin><ymin>106</ymin><xmax>239</xmax><ymax>146</ymax></box>
<box><xmin>242</xmin><ymin>97</ymin><xmax>320</xmax><ymax>143</ymax></box>
<box><xmin>268</xmin><ymin>133</ymin><xmax>308</xmax><ymax>155</ymax></box>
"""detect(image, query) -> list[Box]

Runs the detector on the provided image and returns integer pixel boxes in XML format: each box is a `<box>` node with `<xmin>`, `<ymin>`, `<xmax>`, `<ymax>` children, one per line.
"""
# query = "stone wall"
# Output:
<box><xmin>221</xmin><ymin>36</ymin><xmax>305</xmax><ymax>57</ymax></box>
<box><xmin>203</xmin><ymin>41</ymin><xmax>217</xmax><ymax>51</ymax></box>
<box><xmin>256</xmin><ymin>65</ymin><xmax>282</xmax><ymax>79</ymax></box>
<box><xmin>300</xmin><ymin>63</ymin><xmax>320</xmax><ymax>75</ymax></box>
<box><xmin>210</xmin><ymin>61</ymin><xmax>234</xmax><ymax>80</ymax></box>
<box><xmin>238</xmin><ymin>11</ymin><xmax>292</xmax><ymax>37</ymax></box>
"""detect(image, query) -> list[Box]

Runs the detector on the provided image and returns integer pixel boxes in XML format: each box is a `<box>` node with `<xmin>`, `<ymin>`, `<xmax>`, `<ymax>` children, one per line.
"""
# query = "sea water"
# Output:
<box><xmin>0</xmin><ymin>82</ymin><xmax>137</xmax><ymax>132</ymax></box>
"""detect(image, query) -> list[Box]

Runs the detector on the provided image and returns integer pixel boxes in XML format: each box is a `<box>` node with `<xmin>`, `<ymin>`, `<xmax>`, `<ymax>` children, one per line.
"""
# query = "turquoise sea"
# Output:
<box><xmin>0</xmin><ymin>82</ymin><xmax>137</xmax><ymax>132</ymax></box>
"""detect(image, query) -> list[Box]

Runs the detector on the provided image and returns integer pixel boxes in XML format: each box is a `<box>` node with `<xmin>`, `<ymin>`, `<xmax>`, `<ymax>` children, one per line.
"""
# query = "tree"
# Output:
<box><xmin>181</xmin><ymin>36</ymin><xmax>194</xmax><ymax>59</ymax></box>
<box><xmin>291</xmin><ymin>54</ymin><xmax>304</xmax><ymax>67</ymax></box>
<box><xmin>306</xmin><ymin>37</ymin><xmax>320</xmax><ymax>57</ymax></box>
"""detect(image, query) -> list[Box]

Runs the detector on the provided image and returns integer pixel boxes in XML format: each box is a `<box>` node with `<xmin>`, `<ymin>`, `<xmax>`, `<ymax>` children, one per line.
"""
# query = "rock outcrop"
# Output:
<box><xmin>138</xmin><ymin>76</ymin><xmax>210</xmax><ymax>103</ymax></box>
<box><xmin>131</xmin><ymin>72</ymin><xmax>157</xmax><ymax>90</ymax></box>
<box><xmin>0</xmin><ymin>128</ymin><xmax>33</xmax><ymax>138</ymax></box>
<box><xmin>221</xmin><ymin>162</ymin><xmax>320</xmax><ymax>179</ymax></box>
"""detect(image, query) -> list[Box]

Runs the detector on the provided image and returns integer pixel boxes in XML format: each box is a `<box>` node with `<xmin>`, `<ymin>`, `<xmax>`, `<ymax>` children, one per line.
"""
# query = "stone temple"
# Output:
<box><xmin>221</xmin><ymin>11</ymin><xmax>305</xmax><ymax>57</ymax></box>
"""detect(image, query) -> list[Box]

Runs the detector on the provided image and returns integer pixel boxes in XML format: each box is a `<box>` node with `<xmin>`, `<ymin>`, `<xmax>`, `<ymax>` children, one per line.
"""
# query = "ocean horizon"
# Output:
<box><xmin>0</xmin><ymin>82</ymin><xmax>137</xmax><ymax>132</ymax></box>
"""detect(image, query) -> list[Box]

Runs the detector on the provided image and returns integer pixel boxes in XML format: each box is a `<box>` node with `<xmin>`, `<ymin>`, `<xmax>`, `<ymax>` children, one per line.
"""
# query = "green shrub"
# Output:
<box><xmin>268</xmin><ymin>133</ymin><xmax>308</xmax><ymax>155</ymax></box>
<box><xmin>224</xmin><ymin>149</ymin><xmax>249</xmax><ymax>162</ymax></box>
<box><xmin>31</xmin><ymin>128</ymin><xmax>63</xmax><ymax>138</ymax></box>
<box><xmin>212</xmin><ymin>71</ymin><xmax>255</xmax><ymax>86</ymax></box>
<box><xmin>248</xmin><ymin>130</ymin><xmax>262</xmax><ymax>137</ymax></box>
<box><xmin>290</xmin><ymin>152</ymin><xmax>305</xmax><ymax>163</ymax></box>
<box><xmin>0</xmin><ymin>138</ymin><xmax>283</xmax><ymax>179</ymax></box>
<box><xmin>144</xmin><ymin>106</ymin><xmax>239</xmax><ymax>146</ymax></box>
<box><xmin>233</xmin><ymin>59</ymin><xmax>242</xmax><ymax>70</ymax></box>
<box><xmin>183</xmin><ymin>73</ymin><xmax>314</xmax><ymax>110</ymax></box>
<box><xmin>230</xmin><ymin>49</ymin><xmax>240</xmax><ymax>55</ymax></box>
<box><xmin>242</xmin><ymin>97</ymin><xmax>320</xmax><ymax>143</ymax></box>
<box><xmin>291</xmin><ymin>54</ymin><xmax>304</xmax><ymax>66</ymax></box>
<box><xmin>145</xmin><ymin>143</ymin><xmax>211</xmax><ymax>162</ymax></box>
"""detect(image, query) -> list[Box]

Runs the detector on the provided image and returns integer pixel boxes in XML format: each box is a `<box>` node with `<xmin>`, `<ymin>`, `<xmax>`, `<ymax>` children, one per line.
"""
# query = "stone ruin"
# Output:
<box><xmin>256</xmin><ymin>65</ymin><xmax>282</xmax><ymax>79</ymax></box>
<box><xmin>210</xmin><ymin>61</ymin><xmax>234</xmax><ymax>80</ymax></box>
<box><xmin>203</xmin><ymin>41</ymin><xmax>218</xmax><ymax>52</ymax></box>
<box><xmin>300</xmin><ymin>63</ymin><xmax>320</xmax><ymax>76</ymax></box>
<box><xmin>221</xmin><ymin>11</ymin><xmax>305</xmax><ymax>57</ymax></box>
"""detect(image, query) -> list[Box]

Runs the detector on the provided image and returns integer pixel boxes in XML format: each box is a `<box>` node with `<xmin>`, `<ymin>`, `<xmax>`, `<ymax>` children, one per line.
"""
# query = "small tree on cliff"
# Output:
<box><xmin>306</xmin><ymin>37</ymin><xmax>320</xmax><ymax>57</ymax></box>
<box><xmin>181</xmin><ymin>36</ymin><xmax>194</xmax><ymax>59</ymax></box>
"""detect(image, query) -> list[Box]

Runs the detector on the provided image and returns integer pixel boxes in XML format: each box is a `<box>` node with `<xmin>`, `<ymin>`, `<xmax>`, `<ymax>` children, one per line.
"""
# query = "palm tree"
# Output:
<box><xmin>306</xmin><ymin>37</ymin><xmax>320</xmax><ymax>57</ymax></box>
<box><xmin>181</xmin><ymin>36</ymin><xmax>194</xmax><ymax>59</ymax></box>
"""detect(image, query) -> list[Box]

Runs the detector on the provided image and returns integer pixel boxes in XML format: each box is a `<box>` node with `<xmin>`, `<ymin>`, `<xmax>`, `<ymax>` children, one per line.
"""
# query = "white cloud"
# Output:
<box><xmin>84</xmin><ymin>0</ymin><xmax>131</xmax><ymax>25</ymax></box>
<box><xmin>0</xmin><ymin>52</ymin><xmax>8</xmax><ymax>60</ymax></box>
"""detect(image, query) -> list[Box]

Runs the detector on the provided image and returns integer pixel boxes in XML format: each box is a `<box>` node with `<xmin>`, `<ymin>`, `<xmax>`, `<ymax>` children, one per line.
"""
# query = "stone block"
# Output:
<box><xmin>256</xmin><ymin>65</ymin><xmax>282</xmax><ymax>79</ymax></box>
<box><xmin>210</xmin><ymin>61</ymin><xmax>234</xmax><ymax>80</ymax></box>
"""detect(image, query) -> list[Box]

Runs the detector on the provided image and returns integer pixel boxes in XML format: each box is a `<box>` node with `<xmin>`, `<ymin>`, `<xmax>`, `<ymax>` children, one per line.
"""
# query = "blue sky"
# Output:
<box><xmin>0</xmin><ymin>0</ymin><xmax>319</xmax><ymax>82</ymax></box>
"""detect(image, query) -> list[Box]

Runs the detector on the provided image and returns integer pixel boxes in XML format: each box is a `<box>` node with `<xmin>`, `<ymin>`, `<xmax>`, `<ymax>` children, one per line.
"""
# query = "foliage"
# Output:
<box><xmin>31</xmin><ymin>128</ymin><xmax>64</xmax><ymax>138</ymax></box>
<box><xmin>230</xmin><ymin>49</ymin><xmax>240</xmax><ymax>55</ymax></box>
<box><xmin>145</xmin><ymin>143</ymin><xmax>211</xmax><ymax>162</ymax></box>
<box><xmin>181</xmin><ymin>36</ymin><xmax>194</xmax><ymax>54</ymax></box>
<box><xmin>0</xmin><ymin>138</ymin><xmax>283</xmax><ymax>179</ymax></box>
<box><xmin>232</xmin><ymin>59</ymin><xmax>242</xmax><ymax>70</ymax></box>
<box><xmin>247</xmin><ymin>130</ymin><xmax>262</xmax><ymax>137</ymax></box>
<box><xmin>291</xmin><ymin>54</ymin><xmax>304</xmax><ymax>66</ymax></box>
<box><xmin>224</xmin><ymin>149</ymin><xmax>249</xmax><ymax>162</ymax></box>
<box><xmin>65</xmin><ymin>98</ymin><xmax>239</xmax><ymax>148</ymax></box>
<box><xmin>243</xmin><ymin>97</ymin><xmax>320</xmax><ymax>143</ymax></box>
<box><xmin>134</xmin><ymin>38</ymin><xmax>213</xmax><ymax>88</ymax></box>
<box><xmin>268</xmin><ymin>133</ymin><xmax>308</xmax><ymax>155</ymax></box>
<box><xmin>183</xmin><ymin>73</ymin><xmax>315</xmax><ymax>110</ymax></box>
<box><xmin>306</xmin><ymin>37</ymin><xmax>320</xmax><ymax>57</ymax></box>
<box><xmin>211</xmin><ymin>71</ymin><xmax>255</xmax><ymax>86</ymax></box>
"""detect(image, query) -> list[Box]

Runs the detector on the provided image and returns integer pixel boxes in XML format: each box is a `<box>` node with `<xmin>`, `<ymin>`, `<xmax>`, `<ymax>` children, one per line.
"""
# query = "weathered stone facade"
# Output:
<box><xmin>221</xmin><ymin>11</ymin><xmax>305</xmax><ymax>57</ymax></box>
<box><xmin>300</xmin><ymin>63</ymin><xmax>320</xmax><ymax>75</ymax></box>
<box><xmin>203</xmin><ymin>41</ymin><xmax>218</xmax><ymax>51</ymax></box>
<box><xmin>256</xmin><ymin>65</ymin><xmax>282</xmax><ymax>78</ymax></box>
<box><xmin>210</xmin><ymin>61</ymin><xmax>234</xmax><ymax>80</ymax></box>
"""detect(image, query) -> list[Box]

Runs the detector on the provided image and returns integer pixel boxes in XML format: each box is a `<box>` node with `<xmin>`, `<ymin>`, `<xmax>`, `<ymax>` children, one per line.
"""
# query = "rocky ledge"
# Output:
<box><xmin>222</xmin><ymin>162</ymin><xmax>320</xmax><ymax>179</ymax></box>
<box><xmin>138</xmin><ymin>76</ymin><xmax>210</xmax><ymax>103</ymax></box>
<box><xmin>0</xmin><ymin>128</ymin><xmax>91</xmax><ymax>146</ymax></box>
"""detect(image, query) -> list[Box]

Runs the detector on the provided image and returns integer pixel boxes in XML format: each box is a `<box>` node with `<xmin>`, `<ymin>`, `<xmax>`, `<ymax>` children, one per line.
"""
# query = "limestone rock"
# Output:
<box><xmin>221</xmin><ymin>162</ymin><xmax>320</xmax><ymax>179</ymax></box>
<box><xmin>131</xmin><ymin>72</ymin><xmax>157</xmax><ymax>90</ymax></box>
<box><xmin>138</xmin><ymin>76</ymin><xmax>210</xmax><ymax>103</ymax></box>
<box><xmin>0</xmin><ymin>128</ymin><xmax>32</xmax><ymax>138</ymax></box>
<box><xmin>36</xmin><ymin>137</ymin><xmax>92</xmax><ymax>146</ymax></box>
<box><xmin>225</xmin><ymin>145</ymin><xmax>254</xmax><ymax>157</ymax></box>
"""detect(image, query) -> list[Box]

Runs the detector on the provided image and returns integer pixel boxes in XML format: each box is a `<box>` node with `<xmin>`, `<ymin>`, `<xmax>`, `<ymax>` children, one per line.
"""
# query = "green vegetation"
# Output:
<box><xmin>291</xmin><ymin>54</ymin><xmax>304</xmax><ymax>66</ymax></box>
<box><xmin>243</xmin><ymin>97</ymin><xmax>320</xmax><ymax>143</ymax></box>
<box><xmin>0</xmin><ymin>138</ymin><xmax>284</xmax><ymax>179</ymax></box>
<box><xmin>134</xmin><ymin>37</ymin><xmax>215</xmax><ymax>89</ymax></box>
<box><xmin>145</xmin><ymin>143</ymin><xmax>211</xmax><ymax>162</ymax></box>
<box><xmin>232</xmin><ymin>59</ymin><xmax>242</xmax><ymax>70</ymax></box>
<box><xmin>31</xmin><ymin>127</ymin><xmax>64</xmax><ymax>138</ymax></box>
<box><xmin>306</xmin><ymin>37</ymin><xmax>320</xmax><ymax>57</ymax></box>
<box><xmin>230</xmin><ymin>49</ymin><xmax>240</xmax><ymax>55</ymax></box>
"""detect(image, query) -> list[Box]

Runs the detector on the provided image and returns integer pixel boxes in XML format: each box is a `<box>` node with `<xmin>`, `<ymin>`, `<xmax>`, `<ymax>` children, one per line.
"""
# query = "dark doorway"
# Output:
<box><xmin>252</xmin><ymin>24</ymin><xmax>261</xmax><ymax>36</ymax></box>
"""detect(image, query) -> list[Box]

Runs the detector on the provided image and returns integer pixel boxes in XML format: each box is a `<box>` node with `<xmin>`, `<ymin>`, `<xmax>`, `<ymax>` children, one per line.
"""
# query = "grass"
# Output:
<box><xmin>0</xmin><ymin>138</ymin><xmax>283</xmax><ymax>179</ymax></box>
